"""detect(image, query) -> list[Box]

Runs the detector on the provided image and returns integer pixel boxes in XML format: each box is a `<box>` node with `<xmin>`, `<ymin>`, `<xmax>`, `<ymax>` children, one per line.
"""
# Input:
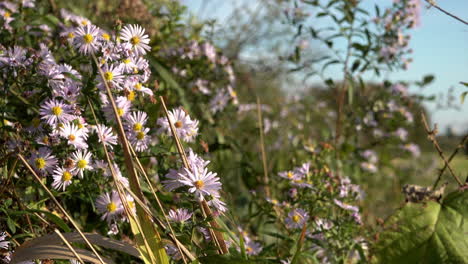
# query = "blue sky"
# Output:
<box><xmin>183</xmin><ymin>0</ymin><xmax>468</xmax><ymax>134</ymax></box>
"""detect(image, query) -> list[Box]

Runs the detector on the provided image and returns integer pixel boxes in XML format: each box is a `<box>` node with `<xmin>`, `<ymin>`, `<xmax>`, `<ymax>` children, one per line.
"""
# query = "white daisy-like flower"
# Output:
<box><xmin>285</xmin><ymin>208</ymin><xmax>309</xmax><ymax>229</ymax></box>
<box><xmin>162</xmin><ymin>168</ymin><xmax>185</xmax><ymax>192</ymax></box>
<box><xmin>95</xmin><ymin>190</ymin><xmax>124</xmax><ymax>223</ymax></box>
<box><xmin>124</xmin><ymin>111</ymin><xmax>148</xmax><ymax>132</ymax></box>
<box><xmin>0</xmin><ymin>231</ymin><xmax>9</xmax><ymax>249</ymax></box>
<box><xmin>156</xmin><ymin>107</ymin><xmax>199</xmax><ymax>142</ymax></box>
<box><xmin>97</xmin><ymin>64</ymin><xmax>124</xmax><ymax>90</ymax></box>
<box><xmin>29</xmin><ymin>147</ymin><xmax>58</xmax><ymax>174</ymax></box>
<box><xmin>128</xmin><ymin>127</ymin><xmax>150</xmax><ymax>152</ymax></box>
<box><xmin>39</xmin><ymin>99</ymin><xmax>74</xmax><ymax>126</ymax></box>
<box><xmin>70</xmin><ymin>150</ymin><xmax>93</xmax><ymax>178</ymax></box>
<box><xmin>94</xmin><ymin>124</ymin><xmax>118</xmax><ymax>149</ymax></box>
<box><xmin>168</xmin><ymin>208</ymin><xmax>193</xmax><ymax>223</ymax></box>
<box><xmin>278</xmin><ymin>170</ymin><xmax>299</xmax><ymax>181</ymax></box>
<box><xmin>120</xmin><ymin>24</ymin><xmax>151</xmax><ymax>56</ymax></box>
<box><xmin>208</xmin><ymin>197</ymin><xmax>228</xmax><ymax>213</ymax></box>
<box><xmin>119</xmin><ymin>56</ymin><xmax>136</xmax><ymax>73</ymax></box>
<box><xmin>73</xmin><ymin>24</ymin><xmax>101</xmax><ymax>55</ymax></box>
<box><xmin>51</xmin><ymin>167</ymin><xmax>74</xmax><ymax>191</ymax></box>
<box><xmin>132</xmin><ymin>82</ymin><xmax>153</xmax><ymax>96</ymax></box>
<box><xmin>59</xmin><ymin>122</ymin><xmax>88</xmax><ymax>149</ymax></box>
<box><xmin>178</xmin><ymin>167</ymin><xmax>222</xmax><ymax>201</ymax></box>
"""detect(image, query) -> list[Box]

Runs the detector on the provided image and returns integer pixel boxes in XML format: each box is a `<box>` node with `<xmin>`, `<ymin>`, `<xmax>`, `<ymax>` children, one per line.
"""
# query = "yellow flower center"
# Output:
<box><xmin>194</xmin><ymin>180</ymin><xmax>204</xmax><ymax>189</ymax></box>
<box><xmin>52</xmin><ymin>106</ymin><xmax>63</xmax><ymax>116</ymax></box>
<box><xmin>77</xmin><ymin>123</ymin><xmax>84</xmax><ymax>129</ymax></box>
<box><xmin>230</xmin><ymin>91</ymin><xmax>237</xmax><ymax>97</ymax></box>
<box><xmin>134</xmin><ymin>83</ymin><xmax>142</xmax><ymax>90</ymax></box>
<box><xmin>174</xmin><ymin>121</ymin><xmax>182</xmax><ymax>128</ymax></box>
<box><xmin>62</xmin><ymin>171</ymin><xmax>72</xmax><ymax>181</ymax></box>
<box><xmin>130</xmin><ymin>36</ymin><xmax>140</xmax><ymax>45</ymax></box>
<box><xmin>104</xmin><ymin>71</ymin><xmax>113</xmax><ymax>81</ymax></box>
<box><xmin>136</xmin><ymin>131</ymin><xmax>145</xmax><ymax>140</ymax></box>
<box><xmin>76</xmin><ymin>159</ymin><xmax>87</xmax><ymax>169</ymax></box>
<box><xmin>127</xmin><ymin>91</ymin><xmax>135</xmax><ymax>101</ymax></box>
<box><xmin>117</xmin><ymin>108</ymin><xmax>124</xmax><ymax>117</ymax></box>
<box><xmin>128</xmin><ymin>201</ymin><xmax>135</xmax><ymax>210</ymax></box>
<box><xmin>83</xmin><ymin>34</ymin><xmax>93</xmax><ymax>44</ymax></box>
<box><xmin>4</xmin><ymin>12</ymin><xmax>10</xmax><ymax>18</ymax></box>
<box><xmin>67</xmin><ymin>32</ymin><xmax>75</xmax><ymax>39</ymax></box>
<box><xmin>246</xmin><ymin>247</ymin><xmax>253</xmax><ymax>253</ymax></box>
<box><xmin>35</xmin><ymin>158</ymin><xmax>46</xmax><ymax>169</ymax></box>
<box><xmin>292</xmin><ymin>214</ymin><xmax>301</xmax><ymax>223</ymax></box>
<box><xmin>102</xmin><ymin>33</ymin><xmax>110</xmax><ymax>41</ymax></box>
<box><xmin>133</xmin><ymin>122</ymin><xmax>142</xmax><ymax>132</ymax></box>
<box><xmin>287</xmin><ymin>172</ymin><xmax>294</xmax><ymax>179</ymax></box>
<box><xmin>68</xmin><ymin>134</ymin><xmax>76</xmax><ymax>141</ymax></box>
<box><xmin>42</xmin><ymin>136</ymin><xmax>49</xmax><ymax>144</ymax></box>
<box><xmin>106</xmin><ymin>202</ymin><xmax>117</xmax><ymax>212</ymax></box>
<box><xmin>123</xmin><ymin>58</ymin><xmax>131</xmax><ymax>64</ymax></box>
<box><xmin>81</xmin><ymin>20</ymin><xmax>88</xmax><ymax>26</ymax></box>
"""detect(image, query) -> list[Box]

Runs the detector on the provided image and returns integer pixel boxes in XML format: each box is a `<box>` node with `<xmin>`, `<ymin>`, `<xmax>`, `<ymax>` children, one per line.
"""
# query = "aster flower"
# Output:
<box><xmin>165</xmin><ymin>244</ymin><xmax>182</xmax><ymax>261</ymax></box>
<box><xmin>95</xmin><ymin>190</ymin><xmax>124</xmax><ymax>223</ymax></box>
<box><xmin>102</xmin><ymin>96</ymin><xmax>132</xmax><ymax>121</ymax></box>
<box><xmin>178</xmin><ymin>167</ymin><xmax>222</xmax><ymax>201</ymax></box>
<box><xmin>402</xmin><ymin>143</ymin><xmax>420</xmax><ymax>157</ymax></box>
<box><xmin>73</xmin><ymin>24</ymin><xmax>101</xmax><ymax>55</ymax></box>
<box><xmin>124</xmin><ymin>111</ymin><xmax>148</xmax><ymax>132</ymax></box>
<box><xmin>209</xmin><ymin>89</ymin><xmax>229</xmax><ymax>114</ymax></box>
<box><xmin>360</xmin><ymin>162</ymin><xmax>377</xmax><ymax>173</ymax></box>
<box><xmin>71</xmin><ymin>150</ymin><xmax>93</xmax><ymax>178</ymax></box>
<box><xmin>120</xmin><ymin>24</ymin><xmax>151</xmax><ymax>56</ymax></box>
<box><xmin>157</xmin><ymin>107</ymin><xmax>199</xmax><ymax>142</ymax></box>
<box><xmin>29</xmin><ymin>147</ymin><xmax>58</xmax><ymax>174</ymax></box>
<box><xmin>208</xmin><ymin>197</ymin><xmax>228</xmax><ymax>213</ymax></box>
<box><xmin>0</xmin><ymin>232</ymin><xmax>9</xmax><ymax>249</ymax></box>
<box><xmin>59</xmin><ymin>122</ymin><xmax>88</xmax><ymax>149</ymax></box>
<box><xmin>162</xmin><ymin>168</ymin><xmax>185</xmax><ymax>192</ymax></box>
<box><xmin>94</xmin><ymin>124</ymin><xmax>118</xmax><ymax>149</ymax></box>
<box><xmin>186</xmin><ymin>148</ymin><xmax>210</xmax><ymax>173</ymax></box>
<box><xmin>39</xmin><ymin>99</ymin><xmax>74</xmax><ymax>126</ymax></box>
<box><xmin>51</xmin><ymin>167</ymin><xmax>74</xmax><ymax>191</ymax></box>
<box><xmin>245</xmin><ymin>240</ymin><xmax>262</xmax><ymax>256</ymax></box>
<box><xmin>128</xmin><ymin>127</ymin><xmax>150</xmax><ymax>152</ymax></box>
<box><xmin>168</xmin><ymin>208</ymin><xmax>193</xmax><ymax>223</ymax></box>
<box><xmin>278</xmin><ymin>170</ymin><xmax>299</xmax><ymax>180</ymax></box>
<box><xmin>285</xmin><ymin>208</ymin><xmax>309</xmax><ymax>229</ymax></box>
<box><xmin>333</xmin><ymin>199</ymin><xmax>359</xmax><ymax>213</ymax></box>
<box><xmin>97</xmin><ymin>64</ymin><xmax>124</xmax><ymax>90</ymax></box>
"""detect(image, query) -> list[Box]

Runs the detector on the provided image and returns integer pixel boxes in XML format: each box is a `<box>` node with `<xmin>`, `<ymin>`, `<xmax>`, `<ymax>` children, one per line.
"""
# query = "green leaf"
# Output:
<box><xmin>373</xmin><ymin>190</ymin><xmax>468</xmax><ymax>264</ymax></box>
<box><xmin>7</xmin><ymin>217</ymin><xmax>16</xmax><ymax>234</ymax></box>
<box><xmin>422</xmin><ymin>75</ymin><xmax>435</xmax><ymax>86</ymax></box>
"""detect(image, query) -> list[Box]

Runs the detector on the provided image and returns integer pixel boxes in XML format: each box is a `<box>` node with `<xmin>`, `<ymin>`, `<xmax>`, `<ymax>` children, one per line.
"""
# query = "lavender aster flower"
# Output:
<box><xmin>285</xmin><ymin>208</ymin><xmax>309</xmax><ymax>229</ymax></box>
<box><xmin>178</xmin><ymin>167</ymin><xmax>222</xmax><ymax>201</ymax></box>
<box><xmin>168</xmin><ymin>208</ymin><xmax>193</xmax><ymax>223</ymax></box>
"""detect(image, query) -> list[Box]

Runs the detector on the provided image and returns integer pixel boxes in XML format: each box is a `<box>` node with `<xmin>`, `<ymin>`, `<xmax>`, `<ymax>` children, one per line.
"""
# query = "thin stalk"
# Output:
<box><xmin>421</xmin><ymin>113</ymin><xmax>464</xmax><ymax>187</ymax></box>
<box><xmin>54</xmin><ymin>229</ymin><xmax>85</xmax><ymax>264</ymax></box>
<box><xmin>256</xmin><ymin>96</ymin><xmax>270</xmax><ymax>197</ymax></box>
<box><xmin>159</xmin><ymin>96</ymin><xmax>228</xmax><ymax>254</ymax></box>
<box><xmin>17</xmin><ymin>154</ymin><xmax>106</xmax><ymax>264</ymax></box>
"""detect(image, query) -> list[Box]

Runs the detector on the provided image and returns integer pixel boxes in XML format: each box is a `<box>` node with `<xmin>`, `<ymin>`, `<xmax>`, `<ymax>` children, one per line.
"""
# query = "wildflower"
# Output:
<box><xmin>186</xmin><ymin>148</ymin><xmax>210</xmax><ymax>173</ymax></box>
<box><xmin>361</xmin><ymin>150</ymin><xmax>378</xmax><ymax>163</ymax></box>
<box><xmin>285</xmin><ymin>208</ymin><xmax>309</xmax><ymax>229</ymax></box>
<box><xmin>0</xmin><ymin>232</ymin><xmax>9</xmax><ymax>249</ymax></box>
<box><xmin>39</xmin><ymin>99</ymin><xmax>74</xmax><ymax>126</ymax></box>
<box><xmin>51</xmin><ymin>167</ymin><xmax>74</xmax><ymax>191</ymax></box>
<box><xmin>73</xmin><ymin>24</ymin><xmax>101</xmax><ymax>55</ymax></box>
<box><xmin>165</xmin><ymin>244</ymin><xmax>182</xmax><ymax>261</ymax></box>
<box><xmin>60</xmin><ymin>122</ymin><xmax>88</xmax><ymax>149</ymax></box>
<box><xmin>120</xmin><ymin>24</ymin><xmax>151</xmax><ymax>56</ymax></box>
<box><xmin>71</xmin><ymin>150</ymin><xmax>93</xmax><ymax>178</ymax></box>
<box><xmin>102</xmin><ymin>96</ymin><xmax>132</xmax><ymax>120</ymax></box>
<box><xmin>94</xmin><ymin>124</ymin><xmax>118</xmax><ymax>149</ymax></box>
<box><xmin>394</xmin><ymin>127</ymin><xmax>408</xmax><ymax>141</ymax></box>
<box><xmin>107</xmin><ymin>223</ymin><xmax>119</xmax><ymax>235</ymax></box>
<box><xmin>124</xmin><ymin>111</ymin><xmax>148</xmax><ymax>132</ymax></box>
<box><xmin>360</xmin><ymin>162</ymin><xmax>377</xmax><ymax>173</ymax></box>
<box><xmin>245</xmin><ymin>240</ymin><xmax>262</xmax><ymax>256</ymax></box>
<box><xmin>333</xmin><ymin>199</ymin><xmax>359</xmax><ymax>213</ymax></box>
<box><xmin>95</xmin><ymin>190</ymin><xmax>124</xmax><ymax>223</ymax></box>
<box><xmin>208</xmin><ymin>197</ymin><xmax>228</xmax><ymax>213</ymax></box>
<box><xmin>178</xmin><ymin>167</ymin><xmax>222</xmax><ymax>201</ymax></box>
<box><xmin>209</xmin><ymin>89</ymin><xmax>229</xmax><ymax>114</ymax></box>
<box><xmin>402</xmin><ymin>143</ymin><xmax>420</xmax><ymax>157</ymax></box>
<box><xmin>278</xmin><ymin>170</ymin><xmax>299</xmax><ymax>180</ymax></box>
<box><xmin>162</xmin><ymin>169</ymin><xmax>185</xmax><ymax>192</ymax></box>
<box><xmin>29</xmin><ymin>147</ymin><xmax>58</xmax><ymax>174</ymax></box>
<box><xmin>128</xmin><ymin>127</ymin><xmax>150</xmax><ymax>152</ymax></box>
<box><xmin>98</xmin><ymin>64</ymin><xmax>124</xmax><ymax>90</ymax></box>
<box><xmin>168</xmin><ymin>208</ymin><xmax>193</xmax><ymax>223</ymax></box>
<box><xmin>157</xmin><ymin>107</ymin><xmax>199</xmax><ymax>142</ymax></box>
<box><xmin>0</xmin><ymin>46</ymin><xmax>32</xmax><ymax>68</ymax></box>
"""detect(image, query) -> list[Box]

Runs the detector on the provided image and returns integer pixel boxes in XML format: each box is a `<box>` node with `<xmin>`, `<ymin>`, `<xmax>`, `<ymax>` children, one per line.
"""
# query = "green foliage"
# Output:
<box><xmin>373</xmin><ymin>190</ymin><xmax>468</xmax><ymax>263</ymax></box>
